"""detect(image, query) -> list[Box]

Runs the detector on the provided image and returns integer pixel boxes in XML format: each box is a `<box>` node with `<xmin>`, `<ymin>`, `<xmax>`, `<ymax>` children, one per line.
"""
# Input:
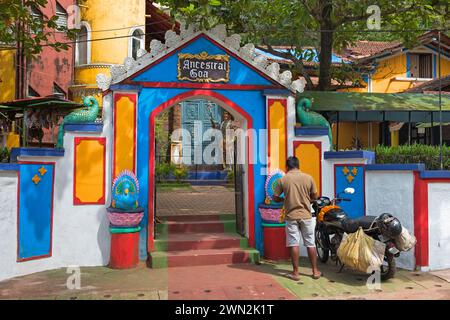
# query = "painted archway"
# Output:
<box><xmin>107</xmin><ymin>30</ymin><xmax>296</xmax><ymax>258</ymax></box>
<box><xmin>148</xmin><ymin>90</ymin><xmax>255</xmax><ymax>251</ymax></box>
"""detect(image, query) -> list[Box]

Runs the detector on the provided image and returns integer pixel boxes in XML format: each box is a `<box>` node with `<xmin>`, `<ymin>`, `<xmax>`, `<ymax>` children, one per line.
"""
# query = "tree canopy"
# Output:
<box><xmin>158</xmin><ymin>0</ymin><xmax>449</xmax><ymax>90</ymax></box>
<box><xmin>0</xmin><ymin>0</ymin><xmax>77</xmax><ymax>58</ymax></box>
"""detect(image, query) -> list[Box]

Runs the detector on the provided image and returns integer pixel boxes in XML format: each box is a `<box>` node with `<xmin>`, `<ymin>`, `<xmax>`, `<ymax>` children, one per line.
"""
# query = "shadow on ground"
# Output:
<box><xmin>228</xmin><ymin>257</ymin><xmax>450</xmax><ymax>300</ymax></box>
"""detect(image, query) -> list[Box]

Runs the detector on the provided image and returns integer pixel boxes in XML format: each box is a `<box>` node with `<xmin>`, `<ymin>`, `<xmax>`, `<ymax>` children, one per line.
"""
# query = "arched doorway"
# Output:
<box><xmin>147</xmin><ymin>90</ymin><xmax>255</xmax><ymax>252</ymax></box>
<box><xmin>108</xmin><ymin>31</ymin><xmax>296</xmax><ymax>261</ymax></box>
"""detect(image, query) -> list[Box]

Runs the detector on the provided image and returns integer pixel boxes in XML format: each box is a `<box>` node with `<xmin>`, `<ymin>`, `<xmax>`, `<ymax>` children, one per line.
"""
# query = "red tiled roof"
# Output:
<box><xmin>337</xmin><ymin>31</ymin><xmax>450</xmax><ymax>62</ymax></box>
<box><xmin>404</xmin><ymin>75</ymin><xmax>450</xmax><ymax>93</ymax></box>
<box><xmin>337</xmin><ymin>40</ymin><xmax>402</xmax><ymax>61</ymax></box>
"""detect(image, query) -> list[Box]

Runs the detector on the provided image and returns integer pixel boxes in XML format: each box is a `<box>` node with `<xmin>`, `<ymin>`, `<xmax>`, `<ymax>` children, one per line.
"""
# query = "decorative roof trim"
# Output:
<box><xmin>95</xmin><ymin>25</ymin><xmax>306</xmax><ymax>94</ymax></box>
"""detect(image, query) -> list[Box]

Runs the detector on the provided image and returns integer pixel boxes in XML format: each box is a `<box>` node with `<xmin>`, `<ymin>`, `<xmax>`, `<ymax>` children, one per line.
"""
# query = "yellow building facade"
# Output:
<box><xmin>336</xmin><ymin>47</ymin><xmax>450</xmax><ymax>149</ymax></box>
<box><xmin>370</xmin><ymin>53</ymin><xmax>450</xmax><ymax>93</ymax></box>
<box><xmin>0</xmin><ymin>50</ymin><xmax>16</xmax><ymax>102</ymax></box>
<box><xmin>70</xmin><ymin>0</ymin><xmax>147</xmax><ymax>104</ymax></box>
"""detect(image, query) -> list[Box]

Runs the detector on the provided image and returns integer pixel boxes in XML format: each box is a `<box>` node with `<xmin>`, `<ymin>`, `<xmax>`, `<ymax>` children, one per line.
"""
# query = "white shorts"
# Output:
<box><xmin>285</xmin><ymin>219</ymin><xmax>316</xmax><ymax>248</ymax></box>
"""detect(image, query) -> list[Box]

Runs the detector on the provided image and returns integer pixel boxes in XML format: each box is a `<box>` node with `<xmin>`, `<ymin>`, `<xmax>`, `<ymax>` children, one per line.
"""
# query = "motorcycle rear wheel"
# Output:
<box><xmin>315</xmin><ymin>226</ymin><xmax>329</xmax><ymax>263</ymax></box>
<box><xmin>380</xmin><ymin>252</ymin><xmax>396</xmax><ymax>281</ymax></box>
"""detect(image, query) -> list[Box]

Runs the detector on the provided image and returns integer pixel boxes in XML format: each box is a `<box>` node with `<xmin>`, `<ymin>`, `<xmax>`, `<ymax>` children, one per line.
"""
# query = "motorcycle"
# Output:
<box><xmin>312</xmin><ymin>188</ymin><xmax>402</xmax><ymax>281</ymax></box>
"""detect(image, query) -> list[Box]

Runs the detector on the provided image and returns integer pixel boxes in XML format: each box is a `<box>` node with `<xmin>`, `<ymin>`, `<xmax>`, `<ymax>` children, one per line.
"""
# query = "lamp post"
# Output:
<box><xmin>433</xmin><ymin>32</ymin><xmax>444</xmax><ymax>170</ymax></box>
<box><xmin>438</xmin><ymin>31</ymin><xmax>443</xmax><ymax>170</ymax></box>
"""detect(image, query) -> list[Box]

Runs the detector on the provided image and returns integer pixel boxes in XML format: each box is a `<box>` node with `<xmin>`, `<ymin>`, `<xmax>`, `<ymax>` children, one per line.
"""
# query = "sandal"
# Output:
<box><xmin>283</xmin><ymin>273</ymin><xmax>300</xmax><ymax>281</ymax></box>
<box><xmin>312</xmin><ymin>272</ymin><xmax>322</xmax><ymax>280</ymax></box>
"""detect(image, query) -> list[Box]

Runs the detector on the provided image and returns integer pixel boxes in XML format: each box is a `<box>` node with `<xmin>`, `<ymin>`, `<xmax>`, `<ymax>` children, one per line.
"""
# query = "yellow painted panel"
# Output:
<box><xmin>294</xmin><ymin>142</ymin><xmax>321</xmax><ymax>195</ymax></box>
<box><xmin>0</xmin><ymin>50</ymin><xmax>16</xmax><ymax>102</ymax></box>
<box><xmin>74</xmin><ymin>138</ymin><xmax>105</xmax><ymax>204</ymax></box>
<box><xmin>268</xmin><ymin>100</ymin><xmax>286</xmax><ymax>172</ymax></box>
<box><xmin>114</xmin><ymin>95</ymin><xmax>136</xmax><ymax>177</ymax></box>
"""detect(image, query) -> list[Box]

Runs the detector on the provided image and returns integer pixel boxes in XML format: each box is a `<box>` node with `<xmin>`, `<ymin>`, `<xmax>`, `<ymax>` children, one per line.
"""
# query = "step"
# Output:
<box><xmin>149</xmin><ymin>248</ymin><xmax>260</xmax><ymax>268</ymax></box>
<box><xmin>161</xmin><ymin>214</ymin><xmax>235</xmax><ymax>222</ymax></box>
<box><xmin>156</xmin><ymin>220</ymin><xmax>236</xmax><ymax>235</ymax></box>
<box><xmin>154</xmin><ymin>232</ymin><xmax>248</xmax><ymax>251</ymax></box>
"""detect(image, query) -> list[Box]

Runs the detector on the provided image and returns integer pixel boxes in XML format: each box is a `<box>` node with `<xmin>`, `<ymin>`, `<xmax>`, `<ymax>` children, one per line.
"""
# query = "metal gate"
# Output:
<box><xmin>234</xmin><ymin>140</ymin><xmax>245</xmax><ymax>236</ymax></box>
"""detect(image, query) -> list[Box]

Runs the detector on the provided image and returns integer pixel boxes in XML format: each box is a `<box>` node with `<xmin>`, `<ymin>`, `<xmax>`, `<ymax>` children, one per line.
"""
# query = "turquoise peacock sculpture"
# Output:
<box><xmin>56</xmin><ymin>96</ymin><xmax>99</xmax><ymax>148</ymax></box>
<box><xmin>111</xmin><ymin>170</ymin><xmax>140</xmax><ymax>210</ymax></box>
<box><xmin>296</xmin><ymin>97</ymin><xmax>333</xmax><ymax>150</ymax></box>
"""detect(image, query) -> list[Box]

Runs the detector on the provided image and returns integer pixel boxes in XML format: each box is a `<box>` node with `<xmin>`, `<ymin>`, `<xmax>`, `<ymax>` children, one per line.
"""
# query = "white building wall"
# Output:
<box><xmin>365</xmin><ymin>170</ymin><xmax>415</xmax><ymax>270</ymax></box>
<box><xmin>0</xmin><ymin>93</ymin><xmax>114</xmax><ymax>282</ymax></box>
<box><xmin>0</xmin><ymin>172</ymin><xmax>19</xmax><ymax>281</ymax></box>
<box><xmin>428</xmin><ymin>183</ymin><xmax>450</xmax><ymax>270</ymax></box>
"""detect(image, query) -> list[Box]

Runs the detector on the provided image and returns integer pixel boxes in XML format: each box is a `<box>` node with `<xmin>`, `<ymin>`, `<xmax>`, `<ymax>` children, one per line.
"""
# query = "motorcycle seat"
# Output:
<box><xmin>343</xmin><ymin>215</ymin><xmax>378</xmax><ymax>233</ymax></box>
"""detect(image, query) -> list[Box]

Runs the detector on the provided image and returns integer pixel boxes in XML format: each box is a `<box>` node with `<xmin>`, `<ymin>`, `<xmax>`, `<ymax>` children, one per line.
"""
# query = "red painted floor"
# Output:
<box><xmin>166</xmin><ymin>264</ymin><xmax>296</xmax><ymax>300</ymax></box>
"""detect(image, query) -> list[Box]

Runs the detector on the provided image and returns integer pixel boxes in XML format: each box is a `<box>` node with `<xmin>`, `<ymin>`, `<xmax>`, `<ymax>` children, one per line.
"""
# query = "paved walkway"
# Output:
<box><xmin>1</xmin><ymin>258</ymin><xmax>450</xmax><ymax>300</ymax></box>
<box><xmin>156</xmin><ymin>185</ymin><xmax>235</xmax><ymax>216</ymax></box>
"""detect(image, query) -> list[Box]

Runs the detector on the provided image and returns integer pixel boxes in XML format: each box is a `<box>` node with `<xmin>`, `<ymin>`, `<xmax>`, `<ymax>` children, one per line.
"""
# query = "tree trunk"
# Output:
<box><xmin>318</xmin><ymin>0</ymin><xmax>333</xmax><ymax>91</ymax></box>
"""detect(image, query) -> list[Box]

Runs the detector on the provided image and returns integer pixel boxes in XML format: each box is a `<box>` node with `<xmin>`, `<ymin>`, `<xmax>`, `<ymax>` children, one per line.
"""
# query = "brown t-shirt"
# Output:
<box><xmin>274</xmin><ymin>169</ymin><xmax>317</xmax><ymax>220</ymax></box>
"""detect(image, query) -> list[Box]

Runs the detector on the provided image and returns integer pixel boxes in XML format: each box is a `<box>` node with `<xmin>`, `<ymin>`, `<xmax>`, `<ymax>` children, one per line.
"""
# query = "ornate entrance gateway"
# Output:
<box><xmin>102</xmin><ymin>25</ymin><xmax>302</xmax><ymax>261</ymax></box>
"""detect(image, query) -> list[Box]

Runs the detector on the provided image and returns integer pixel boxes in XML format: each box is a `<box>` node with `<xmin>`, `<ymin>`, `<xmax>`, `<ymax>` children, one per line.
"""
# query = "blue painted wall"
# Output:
<box><xmin>18</xmin><ymin>163</ymin><xmax>54</xmax><ymax>260</ymax></box>
<box><xmin>334</xmin><ymin>164</ymin><xmax>365</xmax><ymax>219</ymax></box>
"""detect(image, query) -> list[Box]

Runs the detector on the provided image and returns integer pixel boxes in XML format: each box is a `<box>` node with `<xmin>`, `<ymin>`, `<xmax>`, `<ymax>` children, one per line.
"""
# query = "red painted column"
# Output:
<box><xmin>263</xmin><ymin>226</ymin><xmax>290</xmax><ymax>260</ymax></box>
<box><xmin>110</xmin><ymin>232</ymin><xmax>140</xmax><ymax>269</ymax></box>
<box><xmin>413</xmin><ymin>172</ymin><xmax>429</xmax><ymax>268</ymax></box>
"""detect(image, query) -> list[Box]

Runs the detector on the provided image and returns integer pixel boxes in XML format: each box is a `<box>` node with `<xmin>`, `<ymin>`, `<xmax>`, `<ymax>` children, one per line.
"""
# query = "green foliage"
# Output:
<box><xmin>155</xmin><ymin>110</ymin><xmax>170</xmax><ymax>160</ymax></box>
<box><xmin>226</xmin><ymin>169</ymin><xmax>234</xmax><ymax>183</ymax></box>
<box><xmin>173</xmin><ymin>165</ymin><xmax>189</xmax><ymax>183</ymax></box>
<box><xmin>156</xmin><ymin>162</ymin><xmax>175</xmax><ymax>182</ymax></box>
<box><xmin>0</xmin><ymin>0</ymin><xmax>78</xmax><ymax>58</ymax></box>
<box><xmin>158</xmin><ymin>0</ymin><xmax>449</xmax><ymax>90</ymax></box>
<box><xmin>374</xmin><ymin>144</ymin><xmax>450</xmax><ymax>170</ymax></box>
<box><xmin>0</xmin><ymin>147</ymin><xmax>10</xmax><ymax>162</ymax></box>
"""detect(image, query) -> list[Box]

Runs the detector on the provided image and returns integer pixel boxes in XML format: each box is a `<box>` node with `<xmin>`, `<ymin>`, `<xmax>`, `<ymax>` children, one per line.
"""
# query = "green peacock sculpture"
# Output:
<box><xmin>56</xmin><ymin>96</ymin><xmax>99</xmax><ymax>148</ymax></box>
<box><xmin>296</xmin><ymin>97</ymin><xmax>333</xmax><ymax>150</ymax></box>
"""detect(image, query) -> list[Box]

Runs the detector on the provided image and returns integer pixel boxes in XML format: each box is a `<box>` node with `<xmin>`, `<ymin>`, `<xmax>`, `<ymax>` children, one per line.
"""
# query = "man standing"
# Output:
<box><xmin>273</xmin><ymin>156</ymin><xmax>322</xmax><ymax>280</ymax></box>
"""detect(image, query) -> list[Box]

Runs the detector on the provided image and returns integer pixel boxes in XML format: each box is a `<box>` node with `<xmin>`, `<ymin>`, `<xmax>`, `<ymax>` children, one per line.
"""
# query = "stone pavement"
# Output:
<box><xmin>1</xmin><ymin>258</ymin><xmax>450</xmax><ymax>300</ymax></box>
<box><xmin>156</xmin><ymin>185</ymin><xmax>235</xmax><ymax>216</ymax></box>
<box><xmin>431</xmin><ymin>269</ymin><xmax>450</xmax><ymax>283</ymax></box>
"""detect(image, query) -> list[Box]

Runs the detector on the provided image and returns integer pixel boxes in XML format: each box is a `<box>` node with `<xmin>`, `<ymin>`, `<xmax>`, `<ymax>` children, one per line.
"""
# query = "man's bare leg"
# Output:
<box><xmin>307</xmin><ymin>247</ymin><xmax>322</xmax><ymax>279</ymax></box>
<box><xmin>289</xmin><ymin>246</ymin><xmax>300</xmax><ymax>280</ymax></box>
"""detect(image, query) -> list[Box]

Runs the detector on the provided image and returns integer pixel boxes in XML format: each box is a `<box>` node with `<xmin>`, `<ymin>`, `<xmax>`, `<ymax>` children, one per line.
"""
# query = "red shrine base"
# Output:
<box><xmin>263</xmin><ymin>225</ymin><xmax>290</xmax><ymax>261</ymax></box>
<box><xmin>110</xmin><ymin>232</ymin><xmax>140</xmax><ymax>269</ymax></box>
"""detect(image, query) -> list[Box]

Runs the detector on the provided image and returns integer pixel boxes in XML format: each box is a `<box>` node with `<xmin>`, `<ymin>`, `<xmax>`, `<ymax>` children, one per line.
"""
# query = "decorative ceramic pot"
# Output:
<box><xmin>106</xmin><ymin>206</ymin><xmax>144</xmax><ymax>227</ymax></box>
<box><xmin>258</xmin><ymin>203</ymin><xmax>284</xmax><ymax>224</ymax></box>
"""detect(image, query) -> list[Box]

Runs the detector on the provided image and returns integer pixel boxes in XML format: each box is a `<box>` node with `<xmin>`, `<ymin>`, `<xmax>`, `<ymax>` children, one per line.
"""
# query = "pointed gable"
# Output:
<box><xmin>115</xmin><ymin>33</ymin><xmax>290</xmax><ymax>89</ymax></box>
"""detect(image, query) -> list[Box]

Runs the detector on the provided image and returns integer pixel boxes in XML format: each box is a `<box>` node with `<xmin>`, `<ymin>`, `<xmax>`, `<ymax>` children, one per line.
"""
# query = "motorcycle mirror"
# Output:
<box><xmin>344</xmin><ymin>187</ymin><xmax>355</xmax><ymax>194</ymax></box>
